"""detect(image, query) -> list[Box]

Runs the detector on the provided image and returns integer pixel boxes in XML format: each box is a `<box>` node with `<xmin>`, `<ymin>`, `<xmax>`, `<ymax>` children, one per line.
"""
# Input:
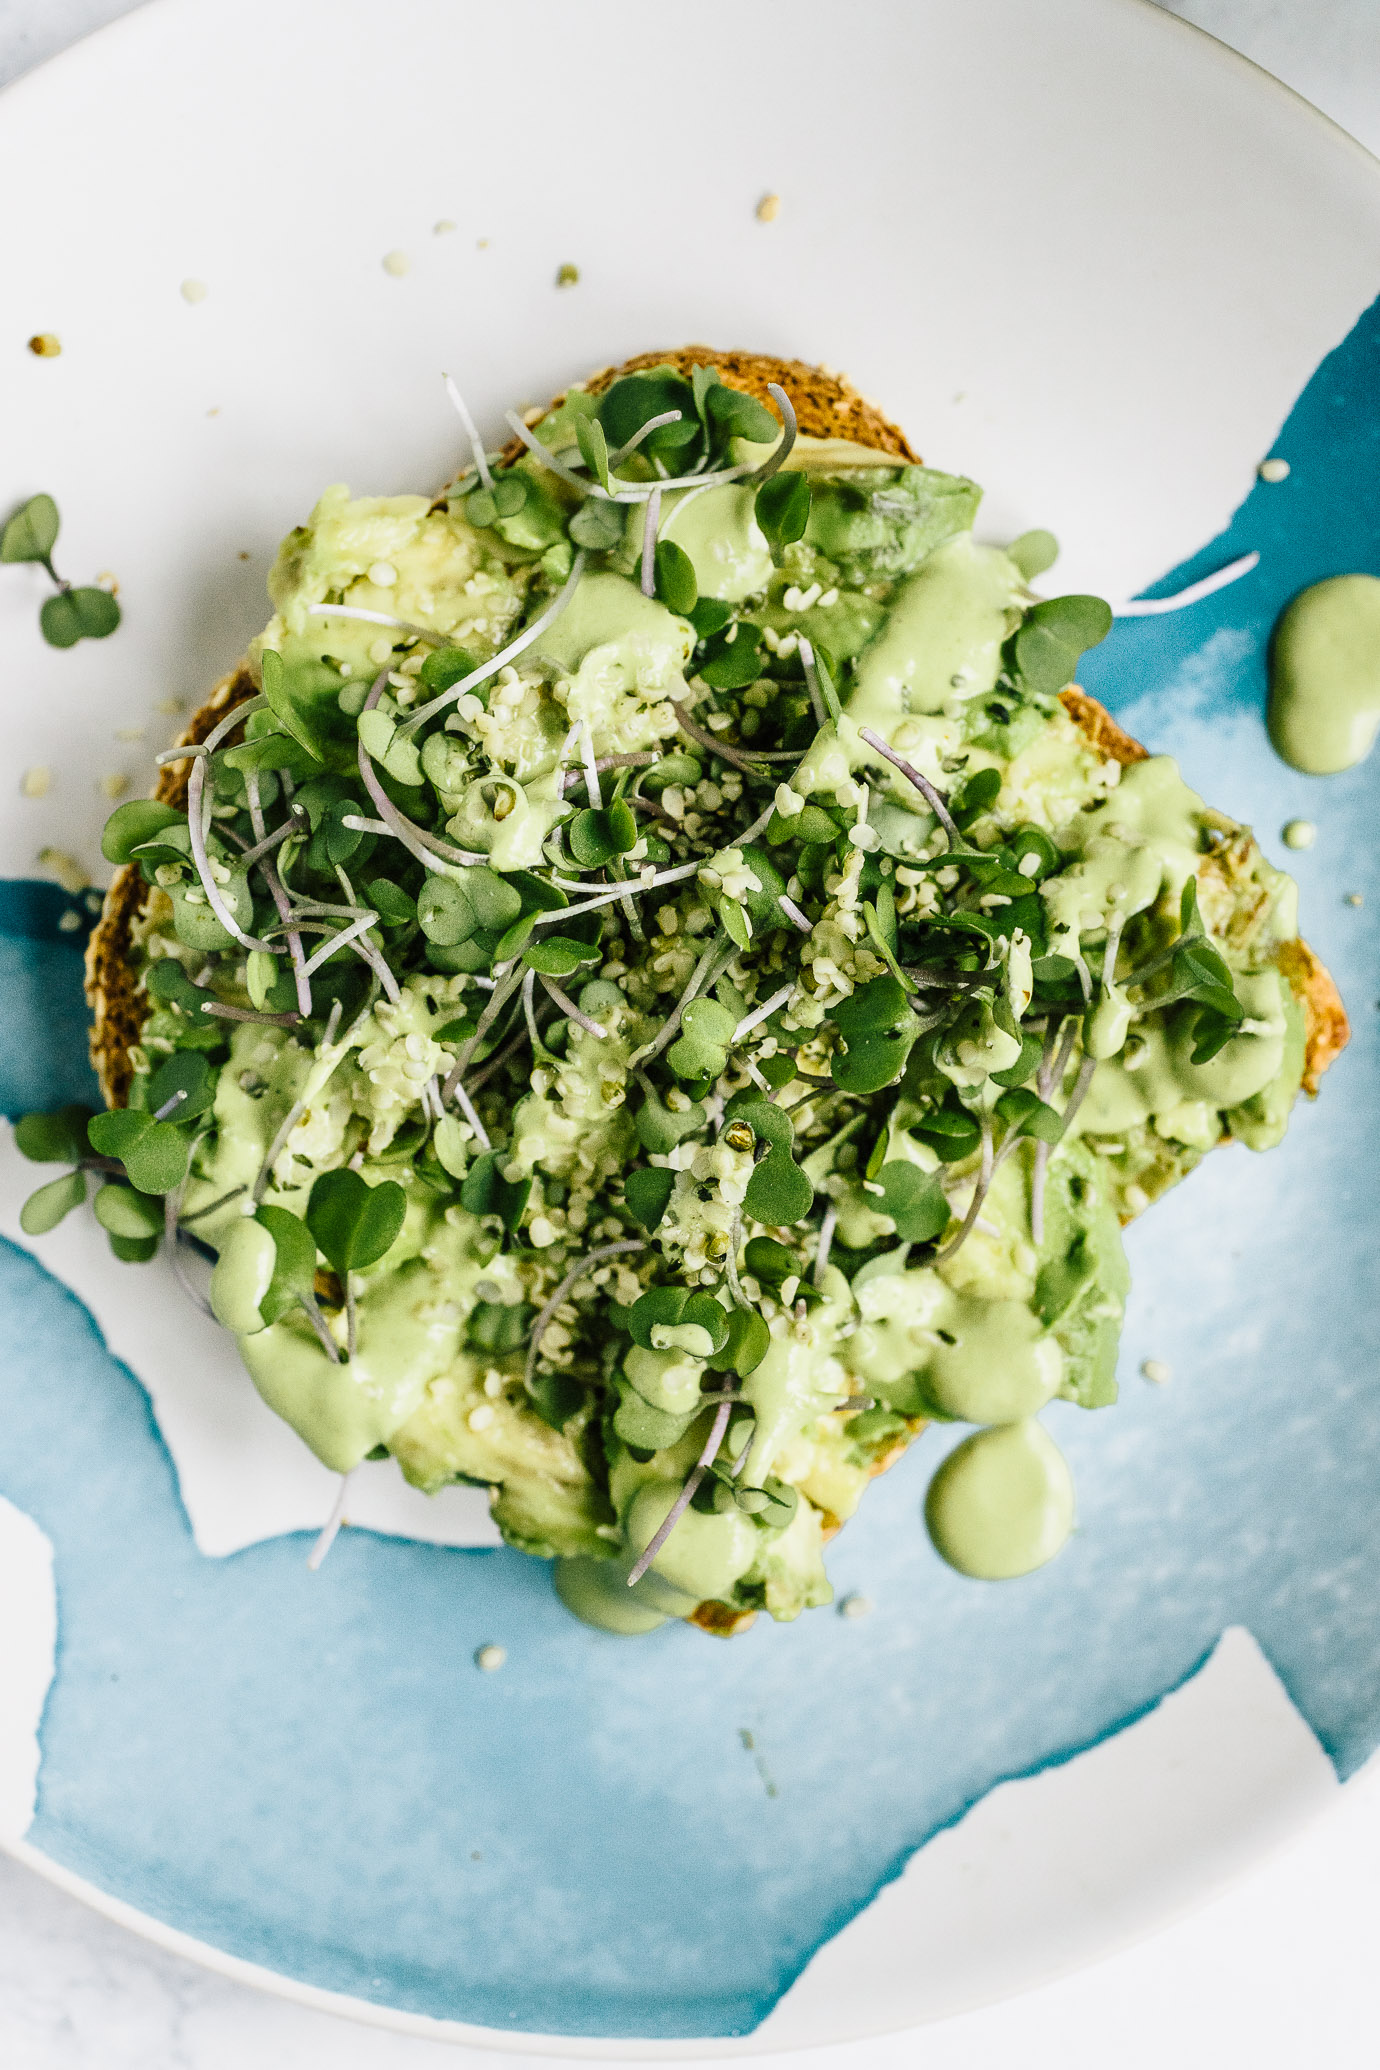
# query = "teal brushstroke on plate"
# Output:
<box><xmin>1</xmin><ymin>293</ymin><xmax>1378</xmax><ymax>2038</ymax></box>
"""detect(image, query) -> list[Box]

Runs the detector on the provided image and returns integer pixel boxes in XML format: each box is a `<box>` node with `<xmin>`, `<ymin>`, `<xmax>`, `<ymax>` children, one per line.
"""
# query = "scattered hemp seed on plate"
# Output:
<box><xmin>382</xmin><ymin>250</ymin><xmax>411</xmax><ymax>277</ymax></box>
<box><xmin>1258</xmin><ymin>457</ymin><xmax>1290</xmax><ymax>483</ymax></box>
<box><xmin>838</xmin><ymin>1593</ymin><xmax>873</xmax><ymax>1619</ymax></box>
<box><xmin>100</xmin><ymin>773</ymin><xmax>129</xmax><ymax>800</ymax></box>
<box><xmin>27</xmin><ymin>332</ymin><xmax>61</xmax><ymax>357</ymax></box>
<box><xmin>179</xmin><ymin>279</ymin><xmax>208</xmax><ymax>304</ymax></box>
<box><xmin>20</xmin><ymin>767</ymin><xmax>51</xmax><ymax>799</ymax></box>
<box><xmin>756</xmin><ymin>192</ymin><xmax>781</xmax><ymax>222</ymax></box>
<box><xmin>433</xmin><ymin>219</ymin><xmax>456</xmax><ymax>236</ymax></box>
<box><xmin>474</xmin><ymin>1644</ymin><xmax>506</xmax><ymax>1673</ymax></box>
<box><xmin>1141</xmin><ymin>1359</ymin><xmax>1173</xmax><ymax>1385</ymax></box>
<box><xmin>1282</xmin><ymin>818</ymin><xmax>1316</xmax><ymax>850</ymax></box>
<box><xmin>1346</xmin><ymin>892</ymin><xmax>1364</xmax><ymax>907</ymax></box>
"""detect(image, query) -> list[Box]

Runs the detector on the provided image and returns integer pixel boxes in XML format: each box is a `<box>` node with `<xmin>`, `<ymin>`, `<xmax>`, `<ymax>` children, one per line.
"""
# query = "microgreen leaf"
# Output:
<box><xmin>990</xmin><ymin>1032</ymin><xmax>1044</xmax><ymax>1088</ymax></box>
<box><xmin>743</xmin><ymin>1235</ymin><xmax>820</xmax><ymax>1304</ymax></box>
<box><xmin>93</xmin><ymin>1183</ymin><xmax>163</xmax><ymax>1239</ymax></box>
<box><xmin>689</xmin><ymin>597</ymin><xmax>732</xmax><ymax>639</ymax></box>
<box><xmin>417</xmin><ymin>645</ymin><xmax>477</xmax><ymax>693</ymax></box>
<box><xmin>704</xmin><ymin>384</ymin><xmax>779</xmax><ymax>446</ymax></box>
<box><xmin>108</xmin><ymin>1232</ymin><xmax>159</xmax><ymax>1263</ymax></box>
<box><xmin>691</xmin><ymin>364</ymin><xmax>722</xmax><ymax>421</ymax></box>
<box><xmin>19</xmin><ymin>1169</ymin><xmax>87</xmax><ymax>1235</ymax></box>
<box><xmin>910</xmin><ymin>1103</ymin><xmax>983</xmax><ymax>1163</ymax></box>
<box><xmin>460</xmin><ymin>1151</ymin><xmax>531</xmax><ymax>1232</ymax></box>
<box><xmin>40</xmin><ymin>586</ymin><xmax>120</xmax><ymax>647</ymax></box>
<box><xmin>1189</xmin><ymin>1006</ymin><xmax>1242</xmax><ymax>1064</ymax></box>
<box><xmin>653</xmin><ymin>539</ymin><xmax>698</xmax><ymax>617</ymax></box>
<box><xmin>1007</xmin><ymin>825</ymin><xmax>1061</xmax><ymax>881</ymax></box>
<box><xmin>1</xmin><ymin>492</ymin><xmax>59</xmax><ymax>565</ymax></box>
<box><xmin>258</xmin><ymin>648</ymin><xmax>332</xmax><ymax>766</ymax></box>
<box><xmin>306</xmin><ymin>1167</ymin><xmax>407</xmax><ymax>1275</ymax></box>
<box><xmin>951</xmin><ymin>766</ymin><xmax>1001</xmax><ymax>828</ymax></box>
<box><xmin>146</xmin><ymin>957</ymin><xmax>204</xmax><ymax>1011</ymax></box>
<box><xmin>627</xmin><ymin>1286</ymin><xmax>730</xmax><ymax>1355</ymax></box>
<box><xmin>735</xmin><ymin>1100</ymin><xmax>813</xmax><ymax>1226</ymax></box>
<box><xmin>1010</xmin><ymin>594</ymin><xmax>1113</xmax><ymax>693</ymax></box>
<box><xmin>830</xmin><ymin>975</ymin><xmax>921</xmax><ymax>1095</ymax></box>
<box><xmin>697</xmin><ymin>621</ymin><xmax>763</xmax><ymax>690</ymax></box>
<box><xmin>872</xmin><ymin>1162</ymin><xmax>951</xmax><ymax>1242</ymax></box>
<box><xmin>125</xmin><ymin>1122</ymin><xmax>192</xmax><ymax>1194</ymax></box>
<box><xmin>254</xmin><ymin>1205</ymin><xmax>319</xmax><ymax>1326</ymax></box>
<box><xmin>416</xmin><ymin>875</ymin><xmax>476</xmax><ymax>946</ymax></box>
<box><xmin>633</xmin><ymin>1084</ymin><xmax>707</xmax><ymax>1154</ymax></box>
<box><xmin>468</xmin><ymin>1300</ymin><xmax>535</xmax><ymax>1356</ymax></box>
<box><xmin>705</xmin><ymin>1304</ymin><xmax>770</xmax><ymax>1377</ymax></box>
<box><xmin>568</xmin><ymin>803</ymin><xmax>638</xmax><ymax>868</ymax></box>
<box><xmin>597</xmin><ymin>371</ymin><xmax>700</xmax><ymax>466</ymax></box>
<box><xmin>366</xmin><ymin>879</ymin><xmax>418</xmax><ymax>927</ymax></box>
<box><xmin>755</xmin><ymin>470</ymin><xmax>810</xmax><ymax>549</ymax></box>
<box><xmin>569</xmin><ymin>498</ymin><xmax>625</xmax><ymax>551</ymax></box>
<box><xmin>576</xmin><ymin>415</ymin><xmax>612</xmax><ymax>492</ymax></box>
<box><xmin>625</xmin><ymin>1166</ymin><xmax>675</xmax><ymax>1232</ymax></box>
<box><xmin>522</xmin><ymin>934</ymin><xmax>600</xmax><ymax>977</ymax></box>
<box><xmin>147</xmin><ymin>1050</ymin><xmax>214</xmax><ymax>1124</ymax></box>
<box><xmin>667</xmin><ymin>996</ymin><xmax>737</xmax><ymax>1082</ymax></box>
<box><xmin>994</xmin><ymin>1086</ymin><xmax>1064</xmax><ymax>1145</ymax></box>
<box><xmin>1008</xmin><ymin>529</ymin><xmax>1059</xmax><ymax>581</ymax></box>
<box><xmin>15</xmin><ymin>1104</ymin><xmax>94</xmax><ymax>1164</ymax></box>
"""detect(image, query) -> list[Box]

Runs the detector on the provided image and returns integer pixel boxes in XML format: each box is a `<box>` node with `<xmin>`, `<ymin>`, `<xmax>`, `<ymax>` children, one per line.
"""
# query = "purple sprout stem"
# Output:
<box><xmin>856</xmin><ymin>727</ymin><xmax>961</xmax><ymax>847</ymax></box>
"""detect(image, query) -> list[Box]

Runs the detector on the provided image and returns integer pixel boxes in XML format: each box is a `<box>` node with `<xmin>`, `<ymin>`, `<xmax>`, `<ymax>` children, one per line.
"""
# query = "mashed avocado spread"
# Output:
<box><xmin>28</xmin><ymin>363</ymin><xmax>1314</xmax><ymax>1633</ymax></box>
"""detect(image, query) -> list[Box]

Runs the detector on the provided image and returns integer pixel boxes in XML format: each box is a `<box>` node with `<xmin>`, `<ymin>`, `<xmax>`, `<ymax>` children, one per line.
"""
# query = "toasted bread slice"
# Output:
<box><xmin>84</xmin><ymin>349</ymin><xmax>1348</xmax><ymax>1641</ymax></box>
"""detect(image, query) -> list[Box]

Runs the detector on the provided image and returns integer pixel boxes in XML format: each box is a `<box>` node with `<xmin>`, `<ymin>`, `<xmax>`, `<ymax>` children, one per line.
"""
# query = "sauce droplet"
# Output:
<box><xmin>1268</xmin><ymin>574</ymin><xmax>1380</xmax><ymax>774</ymax></box>
<box><xmin>1282</xmin><ymin>818</ymin><xmax>1316</xmax><ymax>851</ymax></box>
<box><xmin>924</xmin><ymin>1419</ymin><xmax>1075</xmax><ymax>1580</ymax></box>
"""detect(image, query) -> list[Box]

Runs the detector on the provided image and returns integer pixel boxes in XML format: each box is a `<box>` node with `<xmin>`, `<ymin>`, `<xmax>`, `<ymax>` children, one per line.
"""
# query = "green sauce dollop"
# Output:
<box><xmin>925</xmin><ymin>1419</ymin><xmax>1075</xmax><ymax>1579</ymax></box>
<box><xmin>1269</xmin><ymin>573</ymin><xmax>1380</xmax><ymax>774</ymax></box>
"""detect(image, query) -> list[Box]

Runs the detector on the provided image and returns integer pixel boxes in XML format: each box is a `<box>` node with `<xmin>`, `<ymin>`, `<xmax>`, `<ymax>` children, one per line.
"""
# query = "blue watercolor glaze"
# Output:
<box><xmin>2</xmin><ymin>295</ymin><xmax>1379</xmax><ymax>2039</ymax></box>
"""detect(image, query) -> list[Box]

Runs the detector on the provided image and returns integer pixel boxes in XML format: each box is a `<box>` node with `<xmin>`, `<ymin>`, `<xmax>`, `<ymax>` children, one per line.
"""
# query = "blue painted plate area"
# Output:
<box><xmin>3</xmin><ymin>300</ymin><xmax>1380</xmax><ymax>2040</ymax></box>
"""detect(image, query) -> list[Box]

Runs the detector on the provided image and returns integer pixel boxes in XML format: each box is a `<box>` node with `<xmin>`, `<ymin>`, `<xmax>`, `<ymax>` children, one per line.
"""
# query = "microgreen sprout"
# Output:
<box><xmin>857</xmin><ymin>726</ymin><xmax>962</xmax><ymax>845</ymax></box>
<box><xmin>1112</xmin><ymin>551</ymin><xmax>1259</xmax><ymax>617</ymax></box>
<box><xmin>441</xmin><ymin>371</ymin><xmax>495</xmax><ymax>489</ymax></box>
<box><xmin>2</xmin><ymin>494</ymin><xmax>122</xmax><ymax>647</ymax></box>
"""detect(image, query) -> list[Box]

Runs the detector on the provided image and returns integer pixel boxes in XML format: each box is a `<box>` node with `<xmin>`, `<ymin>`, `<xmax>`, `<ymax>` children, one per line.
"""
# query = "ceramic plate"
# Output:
<box><xmin>2</xmin><ymin>0</ymin><xmax>1379</xmax><ymax>2052</ymax></box>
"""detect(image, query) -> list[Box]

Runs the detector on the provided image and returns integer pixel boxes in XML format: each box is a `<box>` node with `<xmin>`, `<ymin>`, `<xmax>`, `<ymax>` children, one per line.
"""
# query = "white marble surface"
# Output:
<box><xmin>4</xmin><ymin>1</ymin><xmax>1380</xmax><ymax>2064</ymax></box>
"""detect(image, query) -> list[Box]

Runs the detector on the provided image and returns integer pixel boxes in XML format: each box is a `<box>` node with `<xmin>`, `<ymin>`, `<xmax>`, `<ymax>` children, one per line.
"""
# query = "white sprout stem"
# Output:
<box><xmin>856</xmin><ymin>727</ymin><xmax>962</xmax><ymax>846</ymax></box>
<box><xmin>580</xmin><ymin>718</ymin><xmax>603</xmax><ymax>809</ymax></box>
<box><xmin>732</xmin><ymin>981</ymin><xmax>795</xmax><ymax>1044</ymax></box>
<box><xmin>640</xmin><ymin>488</ymin><xmax>661</xmax><ymax>597</ymax></box>
<box><xmin>244</xmin><ymin>770</ymin><xmax>267</xmax><ymax>844</ymax></box>
<box><xmin>186</xmin><ymin>753</ymin><xmax>281</xmax><ymax>954</ymax></box>
<box><xmin>396</xmin><ymin>551</ymin><xmax>587</xmax><ymax>736</ymax></box>
<box><xmin>737</xmin><ymin>801</ymin><xmax>777</xmax><ymax>846</ymax></box>
<box><xmin>800</xmin><ymin>644</ymin><xmax>827</xmax><ymax>730</ymax></box>
<box><xmin>298</xmin><ymin>1291</ymin><xmax>343</xmax><ymax>1363</ymax></box>
<box><xmin>536</xmin><ymin>860</ymin><xmax>702</xmax><ymax>925</ymax></box>
<box><xmin>307</xmin><ymin>1472</ymin><xmax>354</xmax><ymax>1571</ymax></box>
<box><xmin>307</xmin><ymin>601</ymin><xmax>444</xmax><ymax>643</ymax></box>
<box><xmin>340</xmin><ymin>814</ymin><xmax>391</xmax><ymax>838</ymax></box>
<box><xmin>558</xmin><ymin>751</ymin><xmax>659</xmax><ymax>791</ymax></box>
<box><xmin>345</xmin><ymin>1275</ymin><xmax>358</xmax><ymax>1362</ymax></box>
<box><xmin>523</xmin><ymin>1239</ymin><xmax>647</xmax><ymax>1397</ymax></box>
<box><xmin>723</xmin><ymin>1208</ymin><xmax>750</xmax><ymax>1310</ymax></box>
<box><xmin>538</xmin><ymin>973</ymin><xmax>607</xmax><ymax>1038</ymax></box>
<box><xmin>814</xmin><ymin>1203</ymin><xmax>838</xmax><ymax>1287</ymax></box>
<box><xmin>626</xmin><ymin>1400</ymin><xmax>734</xmax><ymax>1589</ymax></box>
<box><xmin>779</xmin><ymin>896</ymin><xmax>812</xmax><ymax>935</ymax></box>
<box><xmin>1057</xmin><ymin>1053</ymin><xmax>1098</xmax><ymax>1137</ymax></box>
<box><xmin>608</xmin><ymin>410</ymin><xmax>683</xmax><ymax>468</ymax></box>
<box><xmin>238</xmin><ymin>814</ymin><xmax>301</xmax><ymax>869</ymax></box>
<box><xmin>178</xmin><ymin>1182</ymin><xmax>246</xmax><ymax>1228</ymax></box>
<box><xmin>299</xmin><ymin>910</ymin><xmax>380</xmax><ymax>978</ymax></box>
<box><xmin>1112</xmin><ymin>551</ymin><xmax>1258</xmax><ymax>617</ymax></box>
<box><xmin>931</xmin><ymin>1116</ymin><xmax>995</xmax><ymax>1266</ymax></box>
<box><xmin>442</xmin><ymin>371</ymin><xmax>494</xmax><ymax>490</ymax></box>
<box><xmin>504</xmin><ymin>411</ymin><xmax>757</xmax><ymax>504</ymax></box>
<box><xmin>449</xmin><ymin>1077</ymin><xmax>491</xmax><ymax>1150</ymax></box>
<box><xmin>750</xmin><ymin>384</ymin><xmax>798</xmax><ymax>483</ymax></box>
<box><xmin>252</xmin><ymin>991</ymin><xmax>369</xmax><ymax>1204</ymax></box>
<box><xmin>200</xmin><ymin>1001</ymin><xmax>303</xmax><ymax>1027</ymax></box>
<box><xmin>152</xmin><ymin>1088</ymin><xmax>189</xmax><ymax>1122</ymax></box>
<box><xmin>259</xmin><ymin>855</ymin><xmax>313</xmax><ymax>1017</ymax></box>
<box><xmin>1102</xmin><ymin>914</ymin><xmax>1126</xmax><ymax>988</ymax></box>
<box><xmin>657</xmin><ymin>476</ymin><xmax>719</xmax><ymax>541</ymax></box>
<box><xmin>521</xmin><ymin>966</ymin><xmax>543</xmax><ymax>1052</ymax></box>
<box><xmin>441</xmin><ymin>967</ymin><xmax>523</xmax><ymax>1097</ymax></box>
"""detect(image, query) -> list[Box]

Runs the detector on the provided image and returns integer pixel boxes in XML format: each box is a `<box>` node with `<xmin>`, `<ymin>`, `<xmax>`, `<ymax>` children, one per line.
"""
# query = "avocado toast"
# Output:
<box><xmin>20</xmin><ymin>347</ymin><xmax>1344</xmax><ymax>1636</ymax></box>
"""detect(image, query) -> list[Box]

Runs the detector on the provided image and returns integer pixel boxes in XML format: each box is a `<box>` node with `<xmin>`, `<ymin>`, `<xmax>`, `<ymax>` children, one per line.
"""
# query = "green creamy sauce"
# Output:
<box><xmin>1269</xmin><ymin>574</ymin><xmax>1380</xmax><ymax>774</ymax></box>
<box><xmin>925</xmin><ymin>1420</ymin><xmax>1076</xmax><ymax>1579</ymax></box>
<box><xmin>137</xmin><ymin>424</ymin><xmax>1318</xmax><ymax>1631</ymax></box>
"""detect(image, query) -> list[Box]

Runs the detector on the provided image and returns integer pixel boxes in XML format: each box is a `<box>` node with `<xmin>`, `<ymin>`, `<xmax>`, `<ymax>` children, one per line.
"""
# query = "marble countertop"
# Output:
<box><xmin>2</xmin><ymin>2</ymin><xmax>1379</xmax><ymax>2064</ymax></box>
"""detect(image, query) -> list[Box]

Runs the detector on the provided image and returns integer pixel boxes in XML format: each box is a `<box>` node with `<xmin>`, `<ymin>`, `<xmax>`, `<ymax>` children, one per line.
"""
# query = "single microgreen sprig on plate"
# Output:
<box><xmin>2</xmin><ymin>493</ymin><xmax>121</xmax><ymax>647</ymax></box>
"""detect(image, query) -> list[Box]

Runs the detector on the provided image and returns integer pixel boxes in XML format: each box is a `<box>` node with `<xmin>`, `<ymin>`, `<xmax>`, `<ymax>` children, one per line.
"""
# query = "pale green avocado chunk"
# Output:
<box><xmin>111</xmin><ymin>386</ymin><xmax>1320</xmax><ymax>1634</ymax></box>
